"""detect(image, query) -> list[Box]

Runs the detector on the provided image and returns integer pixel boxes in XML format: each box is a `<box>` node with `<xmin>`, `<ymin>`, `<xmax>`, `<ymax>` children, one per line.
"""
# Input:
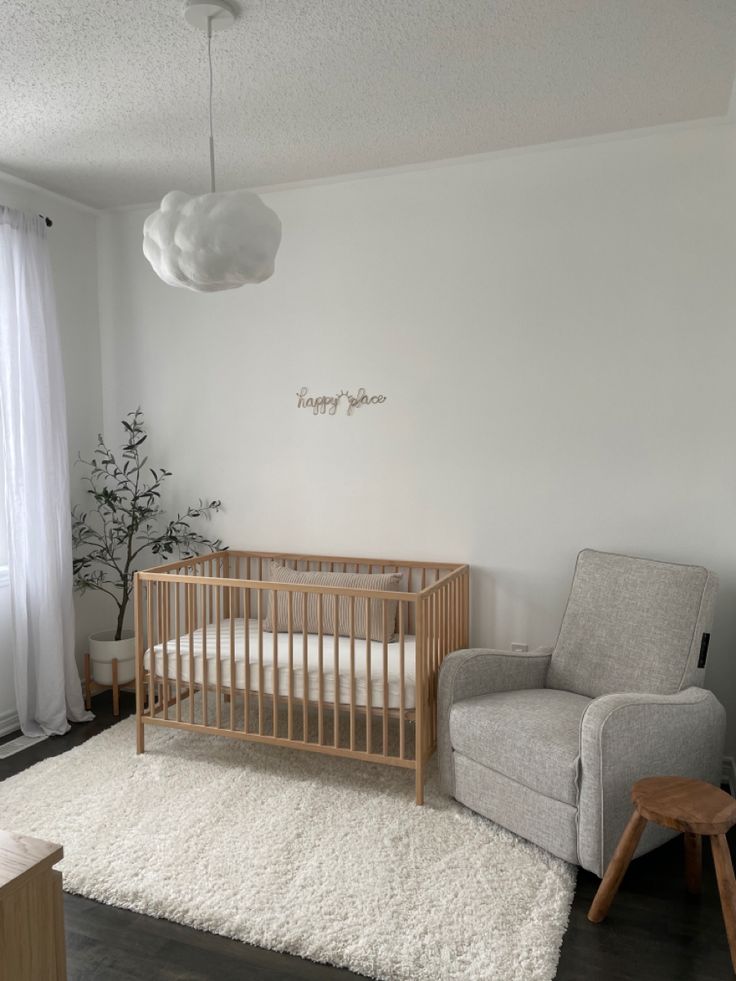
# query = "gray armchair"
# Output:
<box><xmin>438</xmin><ymin>549</ymin><xmax>726</xmax><ymax>876</ymax></box>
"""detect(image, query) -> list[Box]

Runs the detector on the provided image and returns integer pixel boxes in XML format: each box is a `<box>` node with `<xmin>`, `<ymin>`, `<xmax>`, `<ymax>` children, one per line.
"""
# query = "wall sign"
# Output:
<box><xmin>296</xmin><ymin>387</ymin><xmax>387</xmax><ymax>416</ymax></box>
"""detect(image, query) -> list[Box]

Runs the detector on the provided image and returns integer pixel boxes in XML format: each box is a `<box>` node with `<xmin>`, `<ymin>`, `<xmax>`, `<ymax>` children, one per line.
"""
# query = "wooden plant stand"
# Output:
<box><xmin>0</xmin><ymin>829</ymin><xmax>67</xmax><ymax>981</ymax></box>
<box><xmin>84</xmin><ymin>653</ymin><xmax>136</xmax><ymax>718</ymax></box>
<box><xmin>588</xmin><ymin>775</ymin><xmax>736</xmax><ymax>974</ymax></box>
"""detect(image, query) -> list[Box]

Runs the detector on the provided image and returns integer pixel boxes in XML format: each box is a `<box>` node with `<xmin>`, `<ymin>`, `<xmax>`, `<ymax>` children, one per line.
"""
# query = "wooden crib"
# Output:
<box><xmin>134</xmin><ymin>550</ymin><xmax>469</xmax><ymax>803</ymax></box>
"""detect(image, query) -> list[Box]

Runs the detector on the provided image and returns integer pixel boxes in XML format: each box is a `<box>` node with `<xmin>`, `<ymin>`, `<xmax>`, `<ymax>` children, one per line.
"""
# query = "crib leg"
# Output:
<box><xmin>415</xmin><ymin>759</ymin><xmax>424</xmax><ymax>805</ymax></box>
<box><xmin>134</xmin><ymin>654</ymin><xmax>145</xmax><ymax>753</ymax></box>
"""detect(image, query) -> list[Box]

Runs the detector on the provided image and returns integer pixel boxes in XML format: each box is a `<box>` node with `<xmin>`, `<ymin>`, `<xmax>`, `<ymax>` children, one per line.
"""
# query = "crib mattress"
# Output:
<box><xmin>144</xmin><ymin>618</ymin><xmax>417</xmax><ymax>711</ymax></box>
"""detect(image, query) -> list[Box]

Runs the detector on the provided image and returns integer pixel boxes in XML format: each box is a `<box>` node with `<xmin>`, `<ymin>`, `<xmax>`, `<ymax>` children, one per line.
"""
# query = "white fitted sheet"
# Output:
<box><xmin>144</xmin><ymin>618</ymin><xmax>416</xmax><ymax>710</ymax></box>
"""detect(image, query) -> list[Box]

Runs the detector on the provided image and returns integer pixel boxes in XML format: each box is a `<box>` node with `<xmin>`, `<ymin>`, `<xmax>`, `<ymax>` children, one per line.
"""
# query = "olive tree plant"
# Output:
<box><xmin>72</xmin><ymin>409</ymin><xmax>224</xmax><ymax>640</ymax></box>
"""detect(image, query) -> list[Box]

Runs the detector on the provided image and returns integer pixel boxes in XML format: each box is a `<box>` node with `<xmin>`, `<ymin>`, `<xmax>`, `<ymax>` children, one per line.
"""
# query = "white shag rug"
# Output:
<box><xmin>0</xmin><ymin>716</ymin><xmax>575</xmax><ymax>981</ymax></box>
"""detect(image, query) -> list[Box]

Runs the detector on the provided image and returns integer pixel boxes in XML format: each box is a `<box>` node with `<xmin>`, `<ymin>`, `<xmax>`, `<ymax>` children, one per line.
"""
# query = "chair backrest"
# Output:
<box><xmin>546</xmin><ymin>549</ymin><xmax>718</xmax><ymax>698</ymax></box>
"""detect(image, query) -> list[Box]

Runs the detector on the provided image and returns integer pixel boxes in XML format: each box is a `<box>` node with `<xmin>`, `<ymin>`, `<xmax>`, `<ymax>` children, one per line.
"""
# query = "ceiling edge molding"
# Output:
<box><xmin>0</xmin><ymin>166</ymin><xmax>101</xmax><ymax>214</ymax></box>
<box><xmin>101</xmin><ymin>114</ymin><xmax>734</xmax><ymax>215</ymax></box>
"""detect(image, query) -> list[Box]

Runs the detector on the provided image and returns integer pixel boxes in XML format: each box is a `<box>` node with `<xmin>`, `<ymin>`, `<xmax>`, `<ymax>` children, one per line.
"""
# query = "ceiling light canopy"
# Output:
<box><xmin>142</xmin><ymin>0</ymin><xmax>281</xmax><ymax>292</ymax></box>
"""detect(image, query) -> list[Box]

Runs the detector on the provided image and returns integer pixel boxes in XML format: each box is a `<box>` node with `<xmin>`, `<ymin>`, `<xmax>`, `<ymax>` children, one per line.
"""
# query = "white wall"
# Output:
<box><xmin>0</xmin><ymin>174</ymin><xmax>107</xmax><ymax>733</ymax></box>
<box><xmin>98</xmin><ymin>124</ymin><xmax>736</xmax><ymax>751</ymax></box>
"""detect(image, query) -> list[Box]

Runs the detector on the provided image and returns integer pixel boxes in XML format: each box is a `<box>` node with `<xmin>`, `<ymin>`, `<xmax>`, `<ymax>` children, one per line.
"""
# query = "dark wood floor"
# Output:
<box><xmin>1</xmin><ymin>694</ymin><xmax>734</xmax><ymax>981</ymax></box>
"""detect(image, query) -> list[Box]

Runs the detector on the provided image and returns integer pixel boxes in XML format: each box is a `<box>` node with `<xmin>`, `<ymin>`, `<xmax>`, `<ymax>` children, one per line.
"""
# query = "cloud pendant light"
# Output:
<box><xmin>143</xmin><ymin>0</ymin><xmax>281</xmax><ymax>292</ymax></box>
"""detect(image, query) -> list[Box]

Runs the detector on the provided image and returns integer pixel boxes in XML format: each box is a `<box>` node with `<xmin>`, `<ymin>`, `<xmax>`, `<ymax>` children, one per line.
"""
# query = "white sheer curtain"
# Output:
<box><xmin>0</xmin><ymin>206</ymin><xmax>92</xmax><ymax>735</ymax></box>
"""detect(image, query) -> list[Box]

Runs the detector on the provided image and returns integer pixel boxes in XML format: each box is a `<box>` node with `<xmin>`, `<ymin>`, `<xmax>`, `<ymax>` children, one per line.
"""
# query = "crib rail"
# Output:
<box><xmin>135</xmin><ymin>550</ymin><xmax>469</xmax><ymax>803</ymax></box>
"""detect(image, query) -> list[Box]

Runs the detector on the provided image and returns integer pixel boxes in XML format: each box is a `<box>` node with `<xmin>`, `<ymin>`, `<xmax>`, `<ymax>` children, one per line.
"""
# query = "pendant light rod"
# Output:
<box><xmin>183</xmin><ymin>1</ymin><xmax>238</xmax><ymax>193</ymax></box>
<box><xmin>208</xmin><ymin>16</ymin><xmax>216</xmax><ymax>192</ymax></box>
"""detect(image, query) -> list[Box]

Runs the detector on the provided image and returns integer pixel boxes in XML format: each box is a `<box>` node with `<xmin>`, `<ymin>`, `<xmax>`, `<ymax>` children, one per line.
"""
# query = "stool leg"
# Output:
<box><xmin>588</xmin><ymin>810</ymin><xmax>648</xmax><ymax>923</ymax></box>
<box><xmin>711</xmin><ymin>834</ymin><xmax>736</xmax><ymax>974</ymax></box>
<box><xmin>684</xmin><ymin>832</ymin><xmax>702</xmax><ymax>895</ymax></box>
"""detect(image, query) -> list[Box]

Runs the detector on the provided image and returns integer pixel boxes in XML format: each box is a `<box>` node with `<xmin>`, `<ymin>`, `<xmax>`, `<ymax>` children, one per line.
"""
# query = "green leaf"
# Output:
<box><xmin>71</xmin><ymin>407</ymin><xmax>227</xmax><ymax>598</ymax></box>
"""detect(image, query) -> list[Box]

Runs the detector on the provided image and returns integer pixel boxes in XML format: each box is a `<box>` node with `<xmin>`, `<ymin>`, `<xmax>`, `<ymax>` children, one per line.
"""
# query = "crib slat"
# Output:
<box><xmin>222</xmin><ymin>555</ymin><xmax>230</xmax><ymax>621</ymax></box>
<box><xmin>244</xmin><ymin>587</ymin><xmax>250</xmax><ymax>734</ymax></box>
<box><xmin>382</xmin><ymin>599</ymin><xmax>388</xmax><ymax>757</ymax></box>
<box><xmin>157</xmin><ymin>584</ymin><xmax>165</xmax><ymax>718</ymax></box>
<box><xmin>135</xmin><ymin>577</ymin><xmax>144</xmax><ymax>749</ymax></box>
<box><xmin>215</xmin><ymin>586</ymin><xmax>222</xmax><ymax>729</ymax></box>
<box><xmin>287</xmin><ymin>590</ymin><xmax>294</xmax><ymax>741</ymax></box>
<box><xmin>455</xmin><ymin>575</ymin><xmax>460</xmax><ymax>645</ymax></box>
<box><xmin>415</xmin><ymin>595</ymin><xmax>425</xmax><ymax>804</ymax></box>
<box><xmin>257</xmin><ymin>590</ymin><xmax>264</xmax><ymax>735</ymax></box>
<box><xmin>436</xmin><ymin>585</ymin><xmax>442</xmax><ymax>743</ymax></box>
<box><xmin>435</xmin><ymin>588</ymin><xmax>440</xmax><ymax>746</ymax></box>
<box><xmin>450</xmin><ymin>578</ymin><xmax>454</xmax><ymax>643</ymax></box>
<box><xmin>229</xmin><ymin>595</ymin><xmax>236</xmax><ymax>730</ymax></box>
<box><xmin>317</xmin><ymin>593</ymin><xmax>324</xmax><ymax>745</ymax></box>
<box><xmin>399</xmin><ymin>601</ymin><xmax>405</xmax><ymax>760</ymax></box>
<box><xmin>302</xmin><ymin>591</ymin><xmax>308</xmax><ymax>742</ymax></box>
<box><xmin>446</xmin><ymin>578</ymin><xmax>451</xmax><ymax>656</ymax></box>
<box><xmin>349</xmin><ymin>595</ymin><xmax>356</xmax><ymax>752</ymax></box>
<box><xmin>175</xmin><ymin>581</ymin><xmax>182</xmax><ymax>722</ymax></box>
<box><xmin>437</xmin><ymin>585</ymin><xmax>442</xmax><ymax>741</ymax></box>
<box><xmin>272</xmin><ymin>589</ymin><xmax>279</xmax><ymax>738</ymax></box>
<box><xmin>161</xmin><ymin>583</ymin><xmax>171</xmax><ymax>719</ymax></box>
<box><xmin>333</xmin><ymin>602</ymin><xmax>340</xmax><ymax>749</ymax></box>
<box><xmin>147</xmin><ymin>581</ymin><xmax>155</xmax><ymax>718</ymax></box>
<box><xmin>202</xmin><ymin>584</ymin><xmax>209</xmax><ymax>729</ymax></box>
<box><xmin>455</xmin><ymin>576</ymin><xmax>460</xmax><ymax>650</ymax></box>
<box><xmin>439</xmin><ymin>585</ymin><xmax>445</xmax><ymax>720</ymax></box>
<box><xmin>188</xmin><ymin>583</ymin><xmax>195</xmax><ymax>724</ymax></box>
<box><xmin>428</xmin><ymin>589</ymin><xmax>434</xmax><ymax>750</ymax></box>
<box><xmin>365</xmin><ymin>596</ymin><xmax>372</xmax><ymax>755</ymax></box>
<box><xmin>464</xmin><ymin>569</ymin><xmax>470</xmax><ymax>646</ymax></box>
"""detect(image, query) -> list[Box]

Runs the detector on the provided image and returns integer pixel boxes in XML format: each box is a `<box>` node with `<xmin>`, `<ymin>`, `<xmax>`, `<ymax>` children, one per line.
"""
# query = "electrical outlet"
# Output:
<box><xmin>511</xmin><ymin>643</ymin><xmax>528</xmax><ymax>653</ymax></box>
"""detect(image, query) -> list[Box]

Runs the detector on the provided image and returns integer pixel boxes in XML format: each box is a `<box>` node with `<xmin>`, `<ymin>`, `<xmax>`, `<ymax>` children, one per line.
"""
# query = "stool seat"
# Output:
<box><xmin>633</xmin><ymin>776</ymin><xmax>736</xmax><ymax>835</ymax></box>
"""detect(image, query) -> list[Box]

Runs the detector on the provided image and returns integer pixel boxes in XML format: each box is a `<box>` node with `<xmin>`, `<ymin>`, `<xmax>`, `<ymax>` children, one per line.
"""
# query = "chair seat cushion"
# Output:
<box><xmin>449</xmin><ymin>688</ymin><xmax>591</xmax><ymax>805</ymax></box>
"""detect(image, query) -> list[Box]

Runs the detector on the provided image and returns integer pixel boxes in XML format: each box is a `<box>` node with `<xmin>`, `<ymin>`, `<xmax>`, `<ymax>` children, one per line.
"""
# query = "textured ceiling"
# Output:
<box><xmin>1</xmin><ymin>1</ymin><xmax>735</xmax><ymax>210</ymax></box>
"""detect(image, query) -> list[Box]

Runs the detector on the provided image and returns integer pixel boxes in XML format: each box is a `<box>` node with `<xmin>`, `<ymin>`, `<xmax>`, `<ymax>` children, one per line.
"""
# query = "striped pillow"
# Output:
<box><xmin>263</xmin><ymin>562</ymin><xmax>403</xmax><ymax>642</ymax></box>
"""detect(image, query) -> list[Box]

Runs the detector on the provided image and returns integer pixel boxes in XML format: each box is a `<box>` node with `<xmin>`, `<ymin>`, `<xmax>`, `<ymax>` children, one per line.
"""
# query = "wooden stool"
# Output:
<box><xmin>588</xmin><ymin>776</ymin><xmax>736</xmax><ymax>973</ymax></box>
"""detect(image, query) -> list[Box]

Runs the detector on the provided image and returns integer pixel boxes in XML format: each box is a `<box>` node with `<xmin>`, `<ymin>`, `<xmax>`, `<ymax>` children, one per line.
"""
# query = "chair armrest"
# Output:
<box><xmin>577</xmin><ymin>687</ymin><xmax>726</xmax><ymax>876</ymax></box>
<box><xmin>437</xmin><ymin>648</ymin><xmax>552</xmax><ymax>796</ymax></box>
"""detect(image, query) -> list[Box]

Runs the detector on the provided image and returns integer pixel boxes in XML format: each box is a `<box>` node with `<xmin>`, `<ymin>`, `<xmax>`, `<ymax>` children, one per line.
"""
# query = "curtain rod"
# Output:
<box><xmin>0</xmin><ymin>203</ymin><xmax>53</xmax><ymax>227</ymax></box>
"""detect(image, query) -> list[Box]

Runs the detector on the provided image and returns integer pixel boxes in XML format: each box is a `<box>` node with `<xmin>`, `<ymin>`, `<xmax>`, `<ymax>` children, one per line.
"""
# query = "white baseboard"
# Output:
<box><xmin>723</xmin><ymin>756</ymin><xmax>736</xmax><ymax>796</ymax></box>
<box><xmin>0</xmin><ymin>707</ymin><xmax>20</xmax><ymax>739</ymax></box>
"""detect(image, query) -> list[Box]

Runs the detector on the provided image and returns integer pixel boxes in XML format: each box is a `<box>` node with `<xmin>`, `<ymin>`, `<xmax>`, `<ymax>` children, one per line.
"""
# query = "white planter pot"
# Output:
<box><xmin>89</xmin><ymin>630</ymin><xmax>136</xmax><ymax>686</ymax></box>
